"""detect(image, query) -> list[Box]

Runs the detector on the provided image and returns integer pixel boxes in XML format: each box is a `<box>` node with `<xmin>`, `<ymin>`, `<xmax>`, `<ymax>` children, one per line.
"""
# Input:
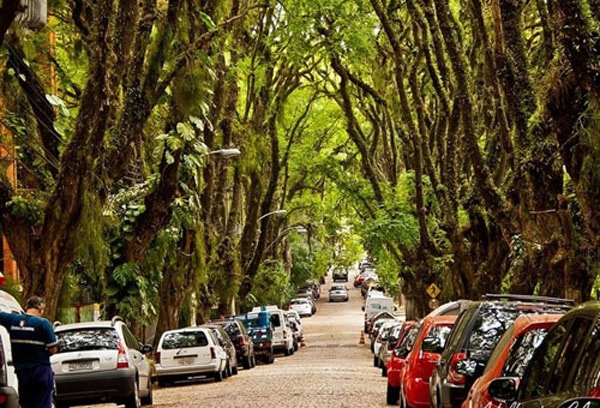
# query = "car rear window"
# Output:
<box><xmin>162</xmin><ymin>331</ymin><xmax>209</xmax><ymax>349</ymax></box>
<box><xmin>56</xmin><ymin>328</ymin><xmax>120</xmax><ymax>352</ymax></box>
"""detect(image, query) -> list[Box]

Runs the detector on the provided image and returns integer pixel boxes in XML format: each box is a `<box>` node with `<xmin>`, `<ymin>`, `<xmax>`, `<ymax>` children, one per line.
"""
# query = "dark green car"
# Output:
<box><xmin>237</xmin><ymin>310</ymin><xmax>275</xmax><ymax>364</ymax></box>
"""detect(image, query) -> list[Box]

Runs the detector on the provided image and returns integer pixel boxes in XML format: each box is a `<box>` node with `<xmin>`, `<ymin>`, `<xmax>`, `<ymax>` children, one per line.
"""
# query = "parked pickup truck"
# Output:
<box><xmin>237</xmin><ymin>309</ymin><xmax>275</xmax><ymax>364</ymax></box>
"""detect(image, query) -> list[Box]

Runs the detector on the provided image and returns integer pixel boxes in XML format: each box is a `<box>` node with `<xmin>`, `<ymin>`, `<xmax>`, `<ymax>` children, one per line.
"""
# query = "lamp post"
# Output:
<box><xmin>264</xmin><ymin>226</ymin><xmax>307</xmax><ymax>253</ymax></box>
<box><xmin>205</xmin><ymin>148</ymin><xmax>241</xmax><ymax>158</ymax></box>
<box><xmin>258</xmin><ymin>209</ymin><xmax>287</xmax><ymax>222</ymax></box>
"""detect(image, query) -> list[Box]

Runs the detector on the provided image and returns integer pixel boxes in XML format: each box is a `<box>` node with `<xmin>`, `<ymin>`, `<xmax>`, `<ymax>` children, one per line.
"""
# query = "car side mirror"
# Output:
<box><xmin>421</xmin><ymin>336</ymin><xmax>443</xmax><ymax>353</ymax></box>
<box><xmin>141</xmin><ymin>344</ymin><xmax>153</xmax><ymax>354</ymax></box>
<box><xmin>557</xmin><ymin>398</ymin><xmax>600</xmax><ymax>408</ymax></box>
<box><xmin>488</xmin><ymin>377</ymin><xmax>518</xmax><ymax>402</ymax></box>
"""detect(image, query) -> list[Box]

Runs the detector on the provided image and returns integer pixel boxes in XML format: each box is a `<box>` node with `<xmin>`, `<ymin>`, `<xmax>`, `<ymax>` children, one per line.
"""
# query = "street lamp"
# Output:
<box><xmin>263</xmin><ymin>226</ymin><xmax>307</xmax><ymax>253</ymax></box>
<box><xmin>258</xmin><ymin>209</ymin><xmax>287</xmax><ymax>222</ymax></box>
<box><xmin>205</xmin><ymin>148</ymin><xmax>241</xmax><ymax>158</ymax></box>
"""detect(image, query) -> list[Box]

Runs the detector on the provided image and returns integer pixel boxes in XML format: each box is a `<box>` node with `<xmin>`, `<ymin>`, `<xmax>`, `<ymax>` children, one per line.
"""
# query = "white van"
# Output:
<box><xmin>250</xmin><ymin>306</ymin><xmax>295</xmax><ymax>356</ymax></box>
<box><xmin>0</xmin><ymin>290</ymin><xmax>23</xmax><ymax>408</ymax></box>
<box><xmin>362</xmin><ymin>294</ymin><xmax>396</xmax><ymax>331</ymax></box>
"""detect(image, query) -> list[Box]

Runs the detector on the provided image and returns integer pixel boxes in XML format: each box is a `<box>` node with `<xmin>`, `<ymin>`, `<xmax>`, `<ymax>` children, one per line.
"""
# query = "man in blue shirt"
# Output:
<box><xmin>0</xmin><ymin>296</ymin><xmax>58</xmax><ymax>408</ymax></box>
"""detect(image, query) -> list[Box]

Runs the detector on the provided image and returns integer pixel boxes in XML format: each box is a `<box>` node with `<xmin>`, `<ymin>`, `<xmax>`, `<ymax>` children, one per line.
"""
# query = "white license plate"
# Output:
<box><xmin>68</xmin><ymin>360</ymin><xmax>94</xmax><ymax>371</ymax></box>
<box><xmin>177</xmin><ymin>357</ymin><xmax>195</xmax><ymax>365</ymax></box>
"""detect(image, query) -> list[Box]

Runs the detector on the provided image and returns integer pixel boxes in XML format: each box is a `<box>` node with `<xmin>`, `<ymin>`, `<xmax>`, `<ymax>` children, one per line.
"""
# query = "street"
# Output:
<box><xmin>146</xmin><ymin>276</ymin><xmax>391</xmax><ymax>407</ymax></box>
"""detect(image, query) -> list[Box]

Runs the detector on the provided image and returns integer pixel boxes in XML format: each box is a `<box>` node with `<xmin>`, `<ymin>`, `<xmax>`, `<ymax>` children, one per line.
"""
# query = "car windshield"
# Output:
<box><xmin>162</xmin><ymin>331</ymin><xmax>209</xmax><ymax>349</ymax></box>
<box><xmin>56</xmin><ymin>328</ymin><xmax>120</xmax><ymax>352</ymax></box>
<box><xmin>331</xmin><ymin>286</ymin><xmax>346</xmax><ymax>291</ymax></box>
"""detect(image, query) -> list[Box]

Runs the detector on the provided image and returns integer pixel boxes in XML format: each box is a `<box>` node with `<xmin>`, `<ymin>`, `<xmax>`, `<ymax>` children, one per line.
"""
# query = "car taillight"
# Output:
<box><xmin>0</xmin><ymin>395</ymin><xmax>6</xmax><ymax>404</ymax></box>
<box><xmin>154</xmin><ymin>352</ymin><xmax>161</xmax><ymax>363</ymax></box>
<box><xmin>210</xmin><ymin>347</ymin><xmax>217</xmax><ymax>359</ymax></box>
<box><xmin>117</xmin><ymin>343</ymin><xmax>129</xmax><ymax>369</ymax></box>
<box><xmin>447</xmin><ymin>352</ymin><xmax>467</xmax><ymax>385</ymax></box>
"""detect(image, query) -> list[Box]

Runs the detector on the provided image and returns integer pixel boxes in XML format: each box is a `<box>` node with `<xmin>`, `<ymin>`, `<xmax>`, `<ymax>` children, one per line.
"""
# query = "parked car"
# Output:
<box><xmin>387</xmin><ymin>321</ymin><xmax>419</xmax><ymax>405</ymax></box>
<box><xmin>286</xmin><ymin>311</ymin><xmax>303</xmax><ymax>348</ymax></box>
<box><xmin>400</xmin><ymin>315</ymin><xmax>457</xmax><ymax>408</ymax></box>
<box><xmin>379</xmin><ymin>318</ymin><xmax>411</xmax><ymax>377</ymax></box>
<box><xmin>0</xmin><ymin>290</ymin><xmax>23</xmax><ymax>408</ymax></box>
<box><xmin>52</xmin><ymin>316</ymin><xmax>153</xmax><ymax>407</ymax></box>
<box><xmin>154</xmin><ymin>326</ymin><xmax>229</xmax><ymax>386</ymax></box>
<box><xmin>429</xmin><ymin>294</ymin><xmax>574</xmax><ymax>408</ymax></box>
<box><xmin>250</xmin><ymin>306</ymin><xmax>295</xmax><ymax>356</ymax></box>
<box><xmin>289</xmin><ymin>298</ymin><xmax>313</xmax><ymax>317</ymax></box>
<box><xmin>237</xmin><ymin>310</ymin><xmax>275</xmax><ymax>364</ymax></box>
<box><xmin>329</xmin><ymin>285</ymin><xmax>349</xmax><ymax>302</ymax></box>
<box><xmin>370</xmin><ymin>316</ymin><xmax>398</xmax><ymax>352</ymax></box>
<box><xmin>487</xmin><ymin>301</ymin><xmax>600</xmax><ymax>408</ymax></box>
<box><xmin>209</xmin><ymin>317</ymin><xmax>256</xmax><ymax>370</ymax></box>
<box><xmin>367</xmin><ymin>311</ymin><xmax>397</xmax><ymax>339</ymax></box>
<box><xmin>374</xmin><ymin>320</ymin><xmax>403</xmax><ymax>368</ymax></box>
<box><xmin>201</xmin><ymin>323</ymin><xmax>239</xmax><ymax>376</ymax></box>
<box><xmin>463</xmin><ymin>313</ymin><xmax>562</xmax><ymax>408</ymax></box>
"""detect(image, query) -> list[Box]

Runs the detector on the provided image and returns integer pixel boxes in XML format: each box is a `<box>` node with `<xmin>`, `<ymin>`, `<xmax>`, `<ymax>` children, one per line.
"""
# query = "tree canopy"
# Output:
<box><xmin>0</xmin><ymin>0</ymin><xmax>599</xmax><ymax>330</ymax></box>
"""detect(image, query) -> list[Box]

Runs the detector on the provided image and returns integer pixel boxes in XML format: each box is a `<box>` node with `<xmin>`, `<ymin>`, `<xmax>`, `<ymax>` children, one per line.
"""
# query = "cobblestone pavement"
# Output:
<box><xmin>79</xmin><ymin>274</ymin><xmax>393</xmax><ymax>407</ymax></box>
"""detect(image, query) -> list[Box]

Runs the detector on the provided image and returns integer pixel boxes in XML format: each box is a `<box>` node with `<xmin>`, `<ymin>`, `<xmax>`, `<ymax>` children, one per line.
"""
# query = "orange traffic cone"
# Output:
<box><xmin>301</xmin><ymin>335</ymin><xmax>306</xmax><ymax>347</ymax></box>
<box><xmin>359</xmin><ymin>330</ymin><xmax>365</xmax><ymax>345</ymax></box>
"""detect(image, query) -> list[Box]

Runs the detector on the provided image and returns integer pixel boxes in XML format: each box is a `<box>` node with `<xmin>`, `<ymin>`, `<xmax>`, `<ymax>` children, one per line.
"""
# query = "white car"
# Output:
<box><xmin>154</xmin><ymin>326</ymin><xmax>229</xmax><ymax>386</ymax></box>
<box><xmin>288</xmin><ymin>298</ymin><xmax>313</xmax><ymax>317</ymax></box>
<box><xmin>52</xmin><ymin>317</ymin><xmax>153</xmax><ymax>407</ymax></box>
<box><xmin>0</xmin><ymin>290</ymin><xmax>23</xmax><ymax>408</ymax></box>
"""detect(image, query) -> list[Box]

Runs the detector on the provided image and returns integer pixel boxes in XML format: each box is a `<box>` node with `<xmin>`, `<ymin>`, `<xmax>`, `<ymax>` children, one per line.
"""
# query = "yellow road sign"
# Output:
<box><xmin>427</xmin><ymin>283</ymin><xmax>441</xmax><ymax>298</ymax></box>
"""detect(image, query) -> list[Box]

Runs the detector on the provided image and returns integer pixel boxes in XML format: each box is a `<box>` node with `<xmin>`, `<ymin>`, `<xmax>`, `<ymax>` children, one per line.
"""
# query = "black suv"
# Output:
<box><xmin>210</xmin><ymin>318</ymin><xmax>256</xmax><ymax>370</ymax></box>
<box><xmin>488</xmin><ymin>300</ymin><xmax>600</xmax><ymax>408</ymax></box>
<box><xmin>429</xmin><ymin>294</ymin><xmax>575</xmax><ymax>408</ymax></box>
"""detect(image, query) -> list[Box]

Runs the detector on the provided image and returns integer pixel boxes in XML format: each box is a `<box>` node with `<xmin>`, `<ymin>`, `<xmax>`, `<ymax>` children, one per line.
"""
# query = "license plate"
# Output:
<box><xmin>68</xmin><ymin>360</ymin><xmax>94</xmax><ymax>371</ymax></box>
<box><xmin>177</xmin><ymin>357</ymin><xmax>195</xmax><ymax>365</ymax></box>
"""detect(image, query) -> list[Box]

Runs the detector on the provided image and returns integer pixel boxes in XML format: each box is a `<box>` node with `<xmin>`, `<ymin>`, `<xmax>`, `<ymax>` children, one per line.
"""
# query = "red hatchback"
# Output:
<box><xmin>400</xmin><ymin>315</ymin><xmax>457</xmax><ymax>408</ymax></box>
<box><xmin>386</xmin><ymin>321</ymin><xmax>419</xmax><ymax>405</ymax></box>
<box><xmin>462</xmin><ymin>314</ymin><xmax>561</xmax><ymax>408</ymax></box>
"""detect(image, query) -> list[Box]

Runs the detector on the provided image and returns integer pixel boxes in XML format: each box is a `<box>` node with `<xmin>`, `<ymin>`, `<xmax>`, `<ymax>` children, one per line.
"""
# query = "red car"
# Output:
<box><xmin>386</xmin><ymin>320</ymin><xmax>419</xmax><ymax>405</ymax></box>
<box><xmin>400</xmin><ymin>315</ymin><xmax>457</xmax><ymax>408</ymax></box>
<box><xmin>462</xmin><ymin>314</ymin><xmax>561</xmax><ymax>408</ymax></box>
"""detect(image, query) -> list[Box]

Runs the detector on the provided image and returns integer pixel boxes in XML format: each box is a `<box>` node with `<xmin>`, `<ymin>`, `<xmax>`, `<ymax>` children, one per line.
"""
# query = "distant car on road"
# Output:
<box><xmin>289</xmin><ymin>298</ymin><xmax>313</xmax><ymax>317</ymax></box>
<box><xmin>332</xmin><ymin>268</ymin><xmax>349</xmax><ymax>282</ymax></box>
<box><xmin>328</xmin><ymin>285</ymin><xmax>349</xmax><ymax>302</ymax></box>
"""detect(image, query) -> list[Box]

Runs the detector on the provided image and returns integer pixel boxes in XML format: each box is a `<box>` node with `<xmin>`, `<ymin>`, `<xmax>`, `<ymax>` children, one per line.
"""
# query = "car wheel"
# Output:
<box><xmin>214</xmin><ymin>368</ymin><xmax>223</xmax><ymax>382</ymax></box>
<box><xmin>373</xmin><ymin>356</ymin><xmax>379</xmax><ymax>367</ymax></box>
<box><xmin>381</xmin><ymin>365</ymin><xmax>387</xmax><ymax>377</ymax></box>
<box><xmin>232</xmin><ymin>364</ymin><xmax>238</xmax><ymax>375</ymax></box>
<box><xmin>140</xmin><ymin>378</ymin><xmax>153</xmax><ymax>406</ymax></box>
<box><xmin>386</xmin><ymin>383</ymin><xmax>399</xmax><ymax>405</ymax></box>
<box><xmin>157</xmin><ymin>377</ymin><xmax>169</xmax><ymax>388</ymax></box>
<box><xmin>243</xmin><ymin>355</ymin><xmax>252</xmax><ymax>370</ymax></box>
<box><xmin>123</xmin><ymin>381</ymin><xmax>140</xmax><ymax>408</ymax></box>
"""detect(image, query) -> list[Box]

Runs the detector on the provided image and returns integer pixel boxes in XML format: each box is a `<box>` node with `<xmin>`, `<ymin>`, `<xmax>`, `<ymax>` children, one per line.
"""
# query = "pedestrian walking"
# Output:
<box><xmin>0</xmin><ymin>296</ymin><xmax>58</xmax><ymax>408</ymax></box>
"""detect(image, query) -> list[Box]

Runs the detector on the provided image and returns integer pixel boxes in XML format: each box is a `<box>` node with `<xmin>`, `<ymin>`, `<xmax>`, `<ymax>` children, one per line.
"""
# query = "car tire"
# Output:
<box><xmin>140</xmin><ymin>378</ymin><xmax>153</xmax><ymax>406</ymax></box>
<box><xmin>123</xmin><ymin>382</ymin><xmax>140</xmax><ymax>408</ymax></box>
<box><xmin>373</xmin><ymin>356</ymin><xmax>379</xmax><ymax>367</ymax></box>
<box><xmin>214</xmin><ymin>369</ymin><xmax>223</xmax><ymax>382</ymax></box>
<box><xmin>157</xmin><ymin>377</ymin><xmax>169</xmax><ymax>388</ymax></box>
<box><xmin>232</xmin><ymin>364</ymin><xmax>238</xmax><ymax>375</ymax></box>
<box><xmin>243</xmin><ymin>355</ymin><xmax>252</xmax><ymax>370</ymax></box>
<box><xmin>386</xmin><ymin>383</ymin><xmax>399</xmax><ymax>405</ymax></box>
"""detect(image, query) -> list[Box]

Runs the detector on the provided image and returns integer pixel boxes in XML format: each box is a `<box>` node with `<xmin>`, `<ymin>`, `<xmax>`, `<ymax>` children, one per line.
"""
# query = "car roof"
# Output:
<box><xmin>0</xmin><ymin>290</ymin><xmax>23</xmax><ymax>314</ymax></box>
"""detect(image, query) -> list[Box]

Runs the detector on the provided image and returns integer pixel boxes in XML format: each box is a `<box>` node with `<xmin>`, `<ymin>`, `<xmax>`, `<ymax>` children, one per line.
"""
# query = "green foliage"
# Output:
<box><xmin>7</xmin><ymin>194</ymin><xmax>46</xmax><ymax>226</ymax></box>
<box><xmin>241</xmin><ymin>261</ymin><xmax>293</xmax><ymax>311</ymax></box>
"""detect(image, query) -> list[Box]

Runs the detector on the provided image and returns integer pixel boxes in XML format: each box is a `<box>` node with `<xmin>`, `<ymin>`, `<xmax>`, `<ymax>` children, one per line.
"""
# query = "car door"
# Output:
<box><xmin>121</xmin><ymin>324</ymin><xmax>151</xmax><ymax>393</ymax></box>
<box><xmin>517</xmin><ymin>315</ymin><xmax>594</xmax><ymax>408</ymax></box>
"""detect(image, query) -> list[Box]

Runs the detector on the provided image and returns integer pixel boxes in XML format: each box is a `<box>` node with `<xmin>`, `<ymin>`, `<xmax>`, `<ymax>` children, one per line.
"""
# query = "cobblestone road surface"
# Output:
<box><xmin>81</xmin><ymin>273</ymin><xmax>395</xmax><ymax>407</ymax></box>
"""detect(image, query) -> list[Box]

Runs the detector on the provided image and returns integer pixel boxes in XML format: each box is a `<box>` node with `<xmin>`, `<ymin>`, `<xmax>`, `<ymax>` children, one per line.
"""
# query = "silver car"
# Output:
<box><xmin>328</xmin><ymin>285</ymin><xmax>349</xmax><ymax>302</ymax></box>
<box><xmin>52</xmin><ymin>317</ymin><xmax>153</xmax><ymax>408</ymax></box>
